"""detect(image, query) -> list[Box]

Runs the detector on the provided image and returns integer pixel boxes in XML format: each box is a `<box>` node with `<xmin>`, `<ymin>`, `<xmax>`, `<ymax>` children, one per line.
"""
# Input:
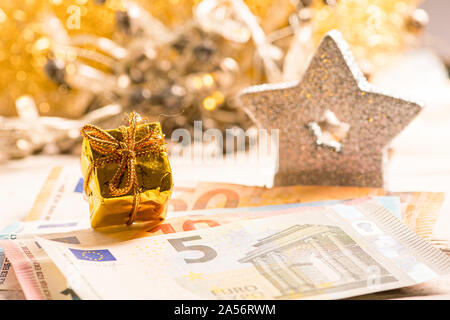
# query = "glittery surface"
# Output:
<box><xmin>238</xmin><ymin>30</ymin><xmax>423</xmax><ymax>188</ymax></box>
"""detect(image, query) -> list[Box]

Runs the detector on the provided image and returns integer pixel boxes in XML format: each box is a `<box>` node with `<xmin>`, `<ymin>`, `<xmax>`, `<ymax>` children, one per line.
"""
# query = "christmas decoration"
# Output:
<box><xmin>38</xmin><ymin>0</ymin><xmax>261</xmax><ymax>135</ymax></box>
<box><xmin>0</xmin><ymin>97</ymin><xmax>121</xmax><ymax>160</ymax></box>
<box><xmin>80</xmin><ymin>111</ymin><xmax>173</xmax><ymax>228</ymax></box>
<box><xmin>238</xmin><ymin>30</ymin><xmax>423</xmax><ymax>188</ymax></box>
<box><xmin>309</xmin><ymin>0</ymin><xmax>427</xmax><ymax>74</ymax></box>
<box><xmin>0</xmin><ymin>0</ymin><xmax>123</xmax><ymax>118</ymax></box>
<box><xmin>0</xmin><ymin>0</ymin><xmax>429</xmax><ymax>160</ymax></box>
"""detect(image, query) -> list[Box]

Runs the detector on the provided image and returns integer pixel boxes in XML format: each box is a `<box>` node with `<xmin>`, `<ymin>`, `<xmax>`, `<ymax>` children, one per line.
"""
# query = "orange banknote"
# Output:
<box><xmin>25</xmin><ymin>167</ymin><xmax>445</xmax><ymax>244</ymax></box>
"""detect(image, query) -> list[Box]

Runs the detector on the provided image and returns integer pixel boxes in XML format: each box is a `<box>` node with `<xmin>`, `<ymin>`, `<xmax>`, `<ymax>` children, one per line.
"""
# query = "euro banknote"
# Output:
<box><xmin>0</xmin><ymin>192</ymin><xmax>400</xmax><ymax>298</ymax></box>
<box><xmin>0</xmin><ymin>290</ymin><xmax>24</xmax><ymax>300</ymax></box>
<box><xmin>27</xmin><ymin>199</ymin><xmax>450</xmax><ymax>299</ymax></box>
<box><xmin>1</xmin><ymin>166</ymin><xmax>446</xmax><ymax>294</ymax></box>
<box><xmin>24</xmin><ymin>166</ymin><xmax>387</xmax><ymax>222</ymax></box>
<box><xmin>24</xmin><ymin>167</ymin><xmax>446</xmax><ymax>243</ymax></box>
<box><xmin>2</xmin><ymin>165</ymin><xmax>447</xmax><ymax>296</ymax></box>
<box><xmin>0</xmin><ymin>197</ymin><xmax>398</xmax><ymax>300</ymax></box>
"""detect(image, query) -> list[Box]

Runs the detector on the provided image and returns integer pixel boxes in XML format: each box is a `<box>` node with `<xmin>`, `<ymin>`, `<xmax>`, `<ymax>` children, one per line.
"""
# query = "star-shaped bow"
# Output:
<box><xmin>238</xmin><ymin>30</ymin><xmax>422</xmax><ymax>187</ymax></box>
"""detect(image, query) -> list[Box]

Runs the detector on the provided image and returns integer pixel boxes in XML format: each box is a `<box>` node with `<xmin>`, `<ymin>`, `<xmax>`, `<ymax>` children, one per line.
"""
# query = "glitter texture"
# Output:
<box><xmin>238</xmin><ymin>30</ymin><xmax>423</xmax><ymax>188</ymax></box>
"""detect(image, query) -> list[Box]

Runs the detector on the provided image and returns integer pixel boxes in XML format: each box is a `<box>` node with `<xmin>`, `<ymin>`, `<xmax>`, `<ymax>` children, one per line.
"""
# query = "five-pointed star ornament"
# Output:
<box><xmin>238</xmin><ymin>30</ymin><xmax>423</xmax><ymax>188</ymax></box>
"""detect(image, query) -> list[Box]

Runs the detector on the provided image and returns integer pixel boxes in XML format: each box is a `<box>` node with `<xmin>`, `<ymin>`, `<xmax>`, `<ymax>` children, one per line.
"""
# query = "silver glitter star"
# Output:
<box><xmin>238</xmin><ymin>30</ymin><xmax>423</xmax><ymax>188</ymax></box>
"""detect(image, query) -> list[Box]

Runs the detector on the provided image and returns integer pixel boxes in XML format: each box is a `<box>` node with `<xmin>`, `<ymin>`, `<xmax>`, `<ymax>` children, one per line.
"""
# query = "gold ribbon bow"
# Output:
<box><xmin>81</xmin><ymin>112</ymin><xmax>165</xmax><ymax>225</ymax></box>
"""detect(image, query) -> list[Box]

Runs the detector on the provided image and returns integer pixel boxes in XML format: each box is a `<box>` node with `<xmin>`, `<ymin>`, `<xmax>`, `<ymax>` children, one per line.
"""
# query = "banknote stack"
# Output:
<box><xmin>1</xmin><ymin>166</ymin><xmax>450</xmax><ymax>300</ymax></box>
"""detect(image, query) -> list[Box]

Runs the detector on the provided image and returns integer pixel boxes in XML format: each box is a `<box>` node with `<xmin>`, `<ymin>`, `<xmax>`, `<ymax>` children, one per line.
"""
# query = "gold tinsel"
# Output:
<box><xmin>0</xmin><ymin>0</ymin><xmax>122</xmax><ymax>117</ymax></box>
<box><xmin>311</xmin><ymin>0</ymin><xmax>423</xmax><ymax>72</ymax></box>
<box><xmin>0</xmin><ymin>0</ymin><xmax>425</xmax><ymax>117</ymax></box>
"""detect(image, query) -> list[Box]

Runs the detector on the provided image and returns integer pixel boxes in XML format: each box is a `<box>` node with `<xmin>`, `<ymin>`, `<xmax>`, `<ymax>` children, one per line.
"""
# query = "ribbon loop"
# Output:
<box><xmin>80</xmin><ymin>112</ymin><xmax>164</xmax><ymax>225</ymax></box>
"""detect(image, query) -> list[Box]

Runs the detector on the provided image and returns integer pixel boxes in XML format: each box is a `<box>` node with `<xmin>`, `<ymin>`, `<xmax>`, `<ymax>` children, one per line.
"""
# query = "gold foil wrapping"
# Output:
<box><xmin>81</xmin><ymin>122</ymin><xmax>173</xmax><ymax>228</ymax></box>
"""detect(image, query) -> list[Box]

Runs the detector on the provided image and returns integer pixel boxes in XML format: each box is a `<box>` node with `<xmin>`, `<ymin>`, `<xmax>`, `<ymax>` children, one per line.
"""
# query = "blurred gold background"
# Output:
<box><xmin>0</xmin><ymin>0</ymin><xmax>425</xmax><ymax>118</ymax></box>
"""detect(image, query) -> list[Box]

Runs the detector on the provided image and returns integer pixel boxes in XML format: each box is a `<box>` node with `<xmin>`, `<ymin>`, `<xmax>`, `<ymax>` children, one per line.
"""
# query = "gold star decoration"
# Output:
<box><xmin>238</xmin><ymin>30</ymin><xmax>422</xmax><ymax>188</ymax></box>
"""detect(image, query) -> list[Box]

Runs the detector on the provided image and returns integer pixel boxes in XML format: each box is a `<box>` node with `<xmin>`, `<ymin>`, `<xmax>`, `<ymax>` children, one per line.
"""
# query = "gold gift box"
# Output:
<box><xmin>80</xmin><ymin>122</ymin><xmax>173</xmax><ymax>229</ymax></box>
